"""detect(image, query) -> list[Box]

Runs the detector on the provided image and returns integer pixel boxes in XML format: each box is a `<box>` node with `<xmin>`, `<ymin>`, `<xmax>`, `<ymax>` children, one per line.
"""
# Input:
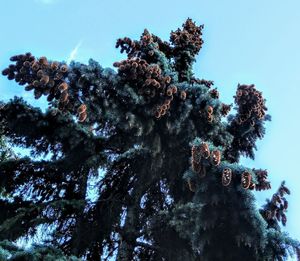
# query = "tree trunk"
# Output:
<box><xmin>117</xmin><ymin>134</ymin><xmax>163</xmax><ymax>260</ymax></box>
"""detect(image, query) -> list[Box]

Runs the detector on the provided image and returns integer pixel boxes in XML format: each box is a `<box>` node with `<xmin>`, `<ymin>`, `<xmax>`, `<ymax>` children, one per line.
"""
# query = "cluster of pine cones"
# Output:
<box><xmin>113</xmin><ymin>58</ymin><xmax>187</xmax><ymax>119</ymax></box>
<box><xmin>261</xmin><ymin>182</ymin><xmax>290</xmax><ymax>226</ymax></box>
<box><xmin>2</xmin><ymin>53</ymin><xmax>69</xmax><ymax>104</ymax></box>
<box><xmin>2</xmin><ymin>53</ymin><xmax>88</xmax><ymax>122</ymax></box>
<box><xmin>234</xmin><ymin>84</ymin><xmax>267</xmax><ymax>126</ymax></box>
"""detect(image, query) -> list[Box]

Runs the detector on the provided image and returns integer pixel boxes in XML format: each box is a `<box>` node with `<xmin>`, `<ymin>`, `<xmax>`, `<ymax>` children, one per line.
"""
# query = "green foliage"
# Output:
<box><xmin>0</xmin><ymin>18</ymin><xmax>299</xmax><ymax>261</ymax></box>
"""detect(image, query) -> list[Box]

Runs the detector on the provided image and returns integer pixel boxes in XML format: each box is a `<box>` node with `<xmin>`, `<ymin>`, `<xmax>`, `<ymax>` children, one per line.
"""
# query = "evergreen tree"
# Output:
<box><xmin>0</xmin><ymin>130</ymin><xmax>80</xmax><ymax>260</ymax></box>
<box><xmin>0</xmin><ymin>18</ymin><xmax>299</xmax><ymax>260</ymax></box>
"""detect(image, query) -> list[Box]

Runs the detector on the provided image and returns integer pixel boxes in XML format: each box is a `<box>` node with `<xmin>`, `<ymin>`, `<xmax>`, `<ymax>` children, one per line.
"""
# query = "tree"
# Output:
<box><xmin>0</xmin><ymin>18</ymin><xmax>299</xmax><ymax>261</ymax></box>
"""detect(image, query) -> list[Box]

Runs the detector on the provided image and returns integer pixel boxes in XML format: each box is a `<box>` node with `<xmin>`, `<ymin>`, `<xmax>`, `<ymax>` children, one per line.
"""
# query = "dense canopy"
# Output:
<box><xmin>0</xmin><ymin>19</ymin><xmax>299</xmax><ymax>261</ymax></box>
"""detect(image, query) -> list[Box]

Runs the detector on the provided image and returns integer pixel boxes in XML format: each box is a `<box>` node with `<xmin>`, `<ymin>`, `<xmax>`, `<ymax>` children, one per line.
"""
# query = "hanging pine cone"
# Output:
<box><xmin>275</xmin><ymin>210</ymin><xmax>281</xmax><ymax>222</ymax></box>
<box><xmin>282</xmin><ymin>213</ymin><xmax>287</xmax><ymax>226</ymax></box>
<box><xmin>58</xmin><ymin>82</ymin><xmax>68</xmax><ymax>92</ymax></box>
<box><xmin>211</xmin><ymin>150</ymin><xmax>221</xmax><ymax>166</ymax></box>
<box><xmin>206</xmin><ymin>105</ymin><xmax>213</xmax><ymax>115</ymax></box>
<box><xmin>241</xmin><ymin>171</ymin><xmax>252</xmax><ymax>189</ymax></box>
<box><xmin>180</xmin><ymin>90</ymin><xmax>187</xmax><ymax>100</ymax></box>
<box><xmin>222</xmin><ymin>168</ymin><xmax>232</xmax><ymax>186</ymax></box>
<box><xmin>191</xmin><ymin>144</ymin><xmax>207</xmax><ymax>177</ymax></box>
<box><xmin>77</xmin><ymin>104</ymin><xmax>87</xmax><ymax>114</ymax></box>
<box><xmin>207</xmin><ymin>114</ymin><xmax>214</xmax><ymax>123</ymax></box>
<box><xmin>199</xmin><ymin>142</ymin><xmax>210</xmax><ymax>159</ymax></box>
<box><xmin>78</xmin><ymin>111</ymin><xmax>87</xmax><ymax>122</ymax></box>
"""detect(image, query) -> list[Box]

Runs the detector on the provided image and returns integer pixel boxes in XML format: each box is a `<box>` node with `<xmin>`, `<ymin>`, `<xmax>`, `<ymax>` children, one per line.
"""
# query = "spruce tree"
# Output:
<box><xmin>0</xmin><ymin>18</ymin><xmax>299</xmax><ymax>260</ymax></box>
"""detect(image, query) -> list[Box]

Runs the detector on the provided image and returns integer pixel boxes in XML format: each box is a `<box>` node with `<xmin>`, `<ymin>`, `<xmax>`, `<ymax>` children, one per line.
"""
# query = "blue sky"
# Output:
<box><xmin>1</xmin><ymin>0</ymin><xmax>300</xmax><ymax>251</ymax></box>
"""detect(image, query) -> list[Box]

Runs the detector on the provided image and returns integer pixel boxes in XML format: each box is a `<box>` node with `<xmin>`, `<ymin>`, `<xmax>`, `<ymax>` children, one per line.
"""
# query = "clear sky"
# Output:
<box><xmin>1</xmin><ymin>0</ymin><xmax>300</xmax><ymax>252</ymax></box>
